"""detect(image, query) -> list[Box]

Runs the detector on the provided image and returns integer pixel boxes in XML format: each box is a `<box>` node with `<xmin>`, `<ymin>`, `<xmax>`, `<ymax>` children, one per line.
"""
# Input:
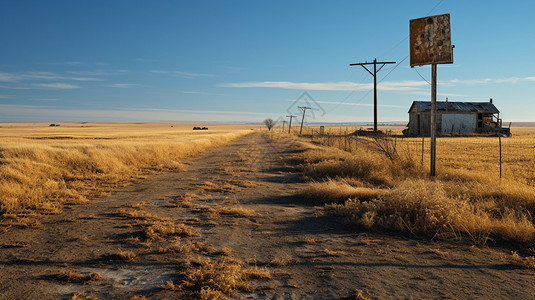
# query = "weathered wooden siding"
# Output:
<box><xmin>441</xmin><ymin>113</ymin><xmax>476</xmax><ymax>134</ymax></box>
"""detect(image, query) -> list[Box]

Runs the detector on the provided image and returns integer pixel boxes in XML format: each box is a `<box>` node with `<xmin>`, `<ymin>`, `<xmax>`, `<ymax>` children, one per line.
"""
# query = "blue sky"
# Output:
<box><xmin>1</xmin><ymin>0</ymin><xmax>534</xmax><ymax>123</ymax></box>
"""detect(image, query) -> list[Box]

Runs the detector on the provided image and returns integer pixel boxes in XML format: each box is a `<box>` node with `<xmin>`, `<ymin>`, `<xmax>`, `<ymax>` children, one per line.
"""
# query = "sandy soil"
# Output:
<box><xmin>0</xmin><ymin>132</ymin><xmax>534</xmax><ymax>299</ymax></box>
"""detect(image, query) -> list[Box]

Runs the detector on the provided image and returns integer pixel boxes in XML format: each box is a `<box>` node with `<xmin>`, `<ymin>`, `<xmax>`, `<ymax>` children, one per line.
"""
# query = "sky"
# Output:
<box><xmin>1</xmin><ymin>0</ymin><xmax>534</xmax><ymax>124</ymax></box>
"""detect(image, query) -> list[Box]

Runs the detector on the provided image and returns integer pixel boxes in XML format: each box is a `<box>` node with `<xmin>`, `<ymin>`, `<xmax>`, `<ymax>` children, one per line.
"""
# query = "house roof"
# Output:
<box><xmin>409</xmin><ymin>101</ymin><xmax>500</xmax><ymax>114</ymax></box>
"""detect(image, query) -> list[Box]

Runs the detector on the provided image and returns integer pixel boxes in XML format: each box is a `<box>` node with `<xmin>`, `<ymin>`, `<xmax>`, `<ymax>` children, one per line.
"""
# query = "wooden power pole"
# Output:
<box><xmin>286</xmin><ymin>115</ymin><xmax>296</xmax><ymax>134</ymax></box>
<box><xmin>281</xmin><ymin>120</ymin><xmax>287</xmax><ymax>132</ymax></box>
<box><xmin>298</xmin><ymin>106</ymin><xmax>311</xmax><ymax>135</ymax></box>
<box><xmin>349</xmin><ymin>58</ymin><xmax>396</xmax><ymax>132</ymax></box>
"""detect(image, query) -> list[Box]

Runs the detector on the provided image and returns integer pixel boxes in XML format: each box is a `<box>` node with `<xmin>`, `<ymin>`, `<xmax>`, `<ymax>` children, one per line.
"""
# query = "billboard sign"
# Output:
<box><xmin>410</xmin><ymin>13</ymin><xmax>453</xmax><ymax>67</ymax></box>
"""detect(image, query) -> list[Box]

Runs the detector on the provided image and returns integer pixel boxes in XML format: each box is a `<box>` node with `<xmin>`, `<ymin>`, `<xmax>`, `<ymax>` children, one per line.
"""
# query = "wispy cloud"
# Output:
<box><xmin>0</xmin><ymin>84</ymin><xmax>37</xmax><ymax>90</ymax></box>
<box><xmin>181</xmin><ymin>91</ymin><xmax>227</xmax><ymax>96</ymax></box>
<box><xmin>35</xmin><ymin>83</ymin><xmax>80</xmax><ymax>89</ymax></box>
<box><xmin>66</xmin><ymin>70</ymin><xmax>127</xmax><ymax>76</ymax></box>
<box><xmin>220</xmin><ymin>80</ymin><xmax>427</xmax><ymax>91</ymax></box>
<box><xmin>0</xmin><ymin>71</ymin><xmax>101</xmax><ymax>82</ymax></box>
<box><xmin>410</xmin><ymin>91</ymin><xmax>467</xmax><ymax>97</ymax></box>
<box><xmin>313</xmin><ymin>100</ymin><xmax>405</xmax><ymax>108</ymax></box>
<box><xmin>0</xmin><ymin>104</ymin><xmax>274</xmax><ymax>122</ymax></box>
<box><xmin>0</xmin><ymin>94</ymin><xmax>13</xmax><ymax>98</ymax></box>
<box><xmin>150</xmin><ymin>70</ymin><xmax>215</xmax><ymax>79</ymax></box>
<box><xmin>221</xmin><ymin>75</ymin><xmax>535</xmax><ymax>92</ymax></box>
<box><xmin>106</xmin><ymin>83</ymin><xmax>138</xmax><ymax>88</ymax></box>
<box><xmin>441</xmin><ymin>76</ymin><xmax>535</xmax><ymax>86</ymax></box>
<box><xmin>29</xmin><ymin>98</ymin><xmax>60</xmax><ymax>101</ymax></box>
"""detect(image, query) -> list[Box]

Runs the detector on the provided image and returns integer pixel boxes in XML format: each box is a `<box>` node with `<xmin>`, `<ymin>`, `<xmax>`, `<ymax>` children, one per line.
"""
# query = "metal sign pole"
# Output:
<box><xmin>430</xmin><ymin>64</ymin><xmax>437</xmax><ymax>177</ymax></box>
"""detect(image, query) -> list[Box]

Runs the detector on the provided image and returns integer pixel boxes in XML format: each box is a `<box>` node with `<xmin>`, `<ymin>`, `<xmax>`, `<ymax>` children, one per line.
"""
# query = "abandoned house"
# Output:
<box><xmin>403</xmin><ymin>99</ymin><xmax>509</xmax><ymax>137</ymax></box>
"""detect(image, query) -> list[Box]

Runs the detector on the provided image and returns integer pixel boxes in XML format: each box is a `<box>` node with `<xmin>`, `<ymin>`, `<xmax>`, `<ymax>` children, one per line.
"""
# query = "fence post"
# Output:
<box><xmin>421</xmin><ymin>137</ymin><xmax>424</xmax><ymax>168</ymax></box>
<box><xmin>499</xmin><ymin>135</ymin><xmax>502</xmax><ymax>180</ymax></box>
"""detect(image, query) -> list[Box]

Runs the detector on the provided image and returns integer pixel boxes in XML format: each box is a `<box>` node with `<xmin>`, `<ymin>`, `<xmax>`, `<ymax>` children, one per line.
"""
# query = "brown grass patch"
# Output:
<box><xmin>110</xmin><ymin>250</ymin><xmax>136</xmax><ymax>262</ymax></box>
<box><xmin>58</xmin><ymin>269</ymin><xmax>107</xmax><ymax>283</ymax></box>
<box><xmin>71</xmin><ymin>291</ymin><xmax>99</xmax><ymax>300</ymax></box>
<box><xmin>119</xmin><ymin>208</ymin><xmax>158</xmax><ymax>220</ymax></box>
<box><xmin>508</xmin><ymin>251</ymin><xmax>535</xmax><ymax>270</ymax></box>
<box><xmin>324</xmin><ymin>180</ymin><xmax>535</xmax><ymax>245</ymax></box>
<box><xmin>302</xmin><ymin>179</ymin><xmax>385</xmax><ymax>204</ymax></box>
<box><xmin>163</xmin><ymin>255</ymin><xmax>271</xmax><ymax>297</ymax></box>
<box><xmin>269</xmin><ymin>254</ymin><xmax>295</xmax><ymax>266</ymax></box>
<box><xmin>322</xmin><ymin>249</ymin><xmax>347</xmax><ymax>257</ymax></box>
<box><xmin>143</xmin><ymin>219</ymin><xmax>199</xmax><ymax>240</ymax></box>
<box><xmin>174</xmin><ymin>192</ymin><xmax>200</xmax><ymax>208</ymax></box>
<box><xmin>216</xmin><ymin>206</ymin><xmax>257</xmax><ymax>218</ymax></box>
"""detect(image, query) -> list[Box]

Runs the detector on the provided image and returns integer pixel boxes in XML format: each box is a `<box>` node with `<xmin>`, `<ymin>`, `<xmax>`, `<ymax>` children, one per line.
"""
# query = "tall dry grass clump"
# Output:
<box><xmin>324</xmin><ymin>180</ymin><xmax>535</xmax><ymax>244</ymax></box>
<box><xmin>0</xmin><ymin>123</ymin><xmax>251</xmax><ymax>223</ymax></box>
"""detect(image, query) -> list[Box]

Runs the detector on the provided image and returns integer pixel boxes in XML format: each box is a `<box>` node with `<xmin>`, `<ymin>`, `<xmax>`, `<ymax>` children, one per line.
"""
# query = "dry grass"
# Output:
<box><xmin>119</xmin><ymin>208</ymin><xmax>158</xmax><ymax>220</ymax></box>
<box><xmin>110</xmin><ymin>250</ymin><xmax>137</xmax><ymax>262</ymax></box>
<box><xmin>302</xmin><ymin>178</ymin><xmax>385</xmax><ymax>204</ymax></box>
<box><xmin>58</xmin><ymin>269</ymin><xmax>107</xmax><ymax>283</ymax></box>
<box><xmin>143</xmin><ymin>219</ymin><xmax>199</xmax><ymax>239</ymax></box>
<box><xmin>216</xmin><ymin>206</ymin><xmax>257</xmax><ymax>218</ymax></box>
<box><xmin>269</xmin><ymin>254</ymin><xmax>295</xmax><ymax>266</ymax></box>
<box><xmin>322</xmin><ymin>249</ymin><xmax>347</xmax><ymax>257</ymax></box>
<box><xmin>162</xmin><ymin>255</ymin><xmax>271</xmax><ymax>298</ymax></box>
<box><xmin>287</xmin><ymin>127</ymin><xmax>535</xmax><ymax>247</ymax></box>
<box><xmin>323</xmin><ymin>180</ymin><xmax>535</xmax><ymax>245</ymax></box>
<box><xmin>508</xmin><ymin>251</ymin><xmax>535</xmax><ymax>270</ymax></box>
<box><xmin>174</xmin><ymin>192</ymin><xmax>200</xmax><ymax>208</ymax></box>
<box><xmin>193</xmin><ymin>205</ymin><xmax>257</xmax><ymax>221</ymax></box>
<box><xmin>160</xmin><ymin>241</ymin><xmax>219</xmax><ymax>256</ymax></box>
<box><xmin>0</xmin><ymin>122</ymin><xmax>251</xmax><ymax>225</ymax></box>
<box><xmin>71</xmin><ymin>292</ymin><xmax>99</xmax><ymax>300</ymax></box>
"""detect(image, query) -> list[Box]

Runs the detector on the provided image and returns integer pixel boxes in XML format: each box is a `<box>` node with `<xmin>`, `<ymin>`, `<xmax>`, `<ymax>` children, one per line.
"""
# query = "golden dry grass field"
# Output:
<box><xmin>289</xmin><ymin>125</ymin><xmax>535</xmax><ymax>249</ymax></box>
<box><xmin>0</xmin><ymin>122</ymin><xmax>257</xmax><ymax>227</ymax></box>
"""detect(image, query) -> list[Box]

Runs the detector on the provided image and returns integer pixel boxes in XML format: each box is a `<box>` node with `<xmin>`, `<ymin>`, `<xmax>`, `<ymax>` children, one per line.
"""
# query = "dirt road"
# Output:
<box><xmin>1</xmin><ymin>132</ymin><xmax>534</xmax><ymax>299</ymax></box>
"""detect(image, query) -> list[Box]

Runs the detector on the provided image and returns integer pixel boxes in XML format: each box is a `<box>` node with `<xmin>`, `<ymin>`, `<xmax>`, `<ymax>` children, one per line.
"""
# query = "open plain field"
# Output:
<box><xmin>1</xmin><ymin>124</ymin><xmax>535</xmax><ymax>299</ymax></box>
<box><xmin>0</xmin><ymin>122</ymin><xmax>257</xmax><ymax>226</ymax></box>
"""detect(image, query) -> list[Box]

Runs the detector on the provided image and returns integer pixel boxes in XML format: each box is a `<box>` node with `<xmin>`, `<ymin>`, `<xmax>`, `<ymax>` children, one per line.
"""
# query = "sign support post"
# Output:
<box><xmin>410</xmin><ymin>13</ymin><xmax>453</xmax><ymax>177</ymax></box>
<box><xmin>430</xmin><ymin>64</ymin><xmax>437</xmax><ymax>177</ymax></box>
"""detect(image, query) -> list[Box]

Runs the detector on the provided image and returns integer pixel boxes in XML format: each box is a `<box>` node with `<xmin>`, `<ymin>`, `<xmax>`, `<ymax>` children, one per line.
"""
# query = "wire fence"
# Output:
<box><xmin>286</xmin><ymin>126</ymin><xmax>535</xmax><ymax>186</ymax></box>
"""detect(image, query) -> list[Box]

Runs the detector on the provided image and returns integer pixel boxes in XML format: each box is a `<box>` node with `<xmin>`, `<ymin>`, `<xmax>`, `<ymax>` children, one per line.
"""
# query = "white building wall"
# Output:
<box><xmin>441</xmin><ymin>113</ymin><xmax>476</xmax><ymax>134</ymax></box>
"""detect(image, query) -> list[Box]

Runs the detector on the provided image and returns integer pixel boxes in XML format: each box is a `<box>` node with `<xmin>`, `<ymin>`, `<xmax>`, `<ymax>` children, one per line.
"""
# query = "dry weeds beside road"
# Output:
<box><xmin>1</xmin><ymin>132</ymin><xmax>534</xmax><ymax>299</ymax></box>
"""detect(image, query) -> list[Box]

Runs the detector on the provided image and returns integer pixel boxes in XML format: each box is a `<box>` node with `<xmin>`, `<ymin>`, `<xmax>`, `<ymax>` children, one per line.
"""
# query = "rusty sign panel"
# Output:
<box><xmin>410</xmin><ymin>13</ymin><xmax>453</xmax><ymax>67</ymax></box>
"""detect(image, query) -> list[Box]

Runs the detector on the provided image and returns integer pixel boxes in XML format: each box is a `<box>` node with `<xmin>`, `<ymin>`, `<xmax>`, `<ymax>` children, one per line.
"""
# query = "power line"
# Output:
<box><xmin>332</xmin><ymin>0</ymin><xmax>446</xmax><ymax>116</ymax></box>
<box><xmin>413</xmin><ymin>67</ymin><xmax>431</xmax><ymax>85</ymax></box>
<box><xmin>379</xmin><ymin>55</ymin><xmax>408</xmax><ymax>83</ymax></box>
<box><xmin>426</xmin><ymin>0</ymin><xmax>445</xmax><ymax>15</ymax></box>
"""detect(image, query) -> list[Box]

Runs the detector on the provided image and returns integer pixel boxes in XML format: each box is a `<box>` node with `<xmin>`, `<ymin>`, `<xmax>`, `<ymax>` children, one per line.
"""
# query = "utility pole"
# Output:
<box><xmin>286</xmin><ymin>115</ymin><xmax>296</xmax><ymax>134</ymax></box>
<box><xmin>349</xmin><ymin>58</ymin><xmax>396</xmax><ymax>132</ymax></box>
<box><xmin>281</xmin><ymin>120</ymin><xmax>287</xmax><ymax>132</ymax></box>
<box><xmin>298</xmin><ymin>106</ymin><xmax>311</xmax><ymax>135</ymax></box>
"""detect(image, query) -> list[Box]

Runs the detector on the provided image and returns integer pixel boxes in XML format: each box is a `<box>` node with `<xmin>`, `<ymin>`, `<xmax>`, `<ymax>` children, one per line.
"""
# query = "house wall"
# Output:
<box><xmin>408</xmin><ymin>112</ymin><xmax>432</xmax><ymax>136</ymax></box>
<box><xmin>441</xmin><ymin>113</ymin><xmax>477</xmax><ymax>134</ymax></box>
<box><xmin>408</xmin><ymin>112</ymin><xmax>477</xmax><ymax>136</ymax></box>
